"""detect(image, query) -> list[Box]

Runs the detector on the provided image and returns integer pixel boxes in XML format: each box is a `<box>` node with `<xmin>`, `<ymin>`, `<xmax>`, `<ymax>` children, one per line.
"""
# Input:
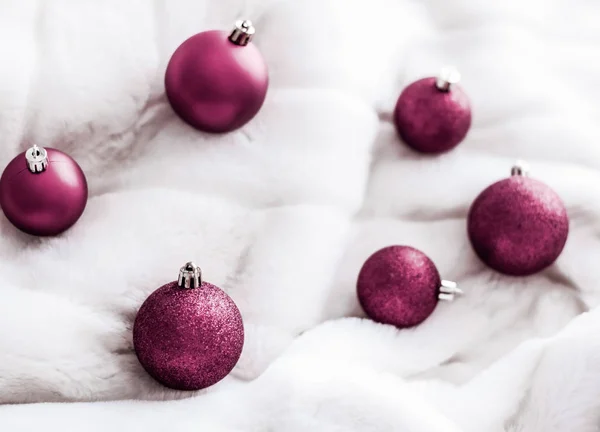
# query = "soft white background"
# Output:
<box><xmin>1</xmin><ymin>0</ymin><xmax>600</xmax><ymax>430</ymax></box>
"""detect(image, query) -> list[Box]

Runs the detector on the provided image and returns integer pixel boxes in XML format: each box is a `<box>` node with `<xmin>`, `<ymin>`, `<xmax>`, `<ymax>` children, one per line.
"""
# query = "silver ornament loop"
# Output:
<box><xmin>435</xmin><ymin>66</ymin><xmax>461</xmax><ymax>92</ymax></box>
<box><xmin>438</xmin><ymin>280</ymin><xmax>462</xmax><ymax>302</ymax></box>
<box><xmin>178</xmin><ymin>262</ymin><xmax>203</xmax><ymax>289</ymax></box>
<box><xmin>229</xmin><ymin>19</ymin><xmax>255</xmax><ymax>46</ymax></box>
<box><xmin>25</xmin><ymin>144</ymin><xmax>49</xmax><ymax>173</ymax></box>
<box><xmin>511</xmin><ymin>160</ymin><xmax>531</xmax><ymax>177</ymax></box>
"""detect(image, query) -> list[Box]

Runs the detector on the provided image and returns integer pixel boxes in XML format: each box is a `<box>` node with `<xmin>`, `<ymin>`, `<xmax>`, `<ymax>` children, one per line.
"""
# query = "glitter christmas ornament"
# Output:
<box><xmin>0</xmin><ymin>144</ymin><xmax>88</xmax><ymax>236</ymax></box>
<box><xmin>394</xmin><ymin>66</ymin><xmax>471</xmax><ymax>154</ymax></box>
<box><xmin>165</xmin><ymin>20</ymin><xmax>269</xmax><ymax>133</ymax></box>
<box><xmin>133</xmin><ymin>262</ymin><xmax>244</xmax><ymax>391</ymax></box>
<box><xmin>467</xmin><ymin>161</ymin><xmax>569</xmax><ymax>276</ymax></box>
<box><xmin>357</xmin><ymin>246</ymin><xmax>462</xmax><ymax>328</ymax></box>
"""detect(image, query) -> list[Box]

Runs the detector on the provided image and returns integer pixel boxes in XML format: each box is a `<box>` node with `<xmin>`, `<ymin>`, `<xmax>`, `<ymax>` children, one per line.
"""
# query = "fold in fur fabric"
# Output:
<box><xmin>0</xmin><ymin>0</ymin><xmax>600</xmax><ymax>430</ymax></box>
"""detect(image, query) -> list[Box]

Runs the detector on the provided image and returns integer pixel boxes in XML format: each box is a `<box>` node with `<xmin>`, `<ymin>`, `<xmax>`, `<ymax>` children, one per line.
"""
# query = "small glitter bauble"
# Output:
<box><xmin>0</xmin><ymin>145</ymin><xmax>88</xmax><ymax>236</ymax></box>
<box><xmin>394</xmin><ymin>67</ymin><xmax>471</xmax><ymax>154</ymax></box>
<box><xmin>133</xmin><ymin>263</ymin><xmax>244</xmax><ymax>391</ymax></box>
<box><xmin>165</xmin><ymin>20</ymin><xmax>269</xmax><ymax>133</ymax></box>
<box><xmin>357</xmin><ymin>246</ymin><xmax>461</xmax><ymax>328</ymax></box>
<box><xmin>467</xmin><ymin>162</ymin><xmax>569</xmax><ymax>276</ymax></box>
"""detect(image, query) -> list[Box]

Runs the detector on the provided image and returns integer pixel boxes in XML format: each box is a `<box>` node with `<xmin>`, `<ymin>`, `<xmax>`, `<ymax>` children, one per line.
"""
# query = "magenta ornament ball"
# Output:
<box><xmin>467</xmin><ymin>175</ymin><xmax>569</xmax><ymax>276</ymax></box>
<box><xmin>133</xmin><ymin>281</ymin><xmax>244</xmax><ymax>391</ymax></box>
<box><xmin>357</xmin><ymin>246</ymin><xmax>441</xmax><ymax>328</ymax></box>
<box><xmin>164</xmin><ymin>29</ymin><xmax>269</xmax><ymax>133</ymax></box>
<box><xmin>0</xmin><ymin>148</ymin><xmax>87</xmax><ymax>236</ymax></box>
<box><xmin>394</xmin><ymin>77</ymin><xmax>471</xmax><ymax>154</ymax></box>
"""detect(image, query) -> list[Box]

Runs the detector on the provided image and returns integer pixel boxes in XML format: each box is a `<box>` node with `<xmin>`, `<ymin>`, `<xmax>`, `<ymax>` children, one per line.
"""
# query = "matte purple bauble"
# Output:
<box><xmin>467</xmin><ymin>169</ymin><xmax>569</xmax><ymax>276</ymax></box>
<box><xmin>164</xmin><ymin>20</ymin><xmax>269</xmax><ymax>133</ymax></box>
<box><xmin>357</xmin><ymin>246</ymin><xmax>443</xmax><ymax>328</ymax></box>
<box><xmin>133</xmin><ymin>264</ymin><xmax>244</xmax><ymax>391</ymax></box>
<box><xmin>0</xmin><ymin>146</ymin><xmax>87</xmax><ymax>236</ymax></box>
<box><xmin>394</xmin><ymin>74</ymin><xmax>471</xmax><ymax>154</ymax></box>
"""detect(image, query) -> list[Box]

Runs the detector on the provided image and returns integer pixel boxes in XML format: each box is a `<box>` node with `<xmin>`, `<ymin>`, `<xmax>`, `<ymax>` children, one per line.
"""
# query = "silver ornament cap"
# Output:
<box><xmin>438</xmin><ymin>280</ymin><xmax>463</xmax><ymax>302</ymax></box>
<box><xmin>229</xmin><ymin>19</ymin><xmax>255</xmax><ymax>46</ymax></box>
<box><xmin>178</xmin><ymin>262</ymin><xmax>203</xmax><ymax>289</ymax></box>
<box><xmin>511</xmin><ymin>160</ymin><xmax>531</xmax><ymax>177</ymax></box>
<box><xmin>436</xmin><ymin>66</ymin><xmax>461</xmax><ymax>92</ymax></box>
<box><xmin>25</xmin><ymin>144</ymin><xmax>49</xmax><ymax>173</ymax></box>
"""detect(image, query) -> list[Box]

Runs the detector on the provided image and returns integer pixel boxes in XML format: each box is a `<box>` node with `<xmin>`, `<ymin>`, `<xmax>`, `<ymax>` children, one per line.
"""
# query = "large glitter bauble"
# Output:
<box><xmin>164</xmin><ymin>20</ymin><xmax>269</xmax><ymax>133</ymax></box>
<box><xmin>357</xmin><ymin>246</ymin><xmax>442</xmax><ymax>328</ymax></box>
<box><xmin>0</xmin><ymin>146</ymin><xmax>88</xmax><ymax>236</ymax></box>
<box><xmin>467</xmin><ymin>172</ymin><xmax>569</xmax><ymax>276</ymax></box>
<box><xmin>133</xmin><ymin>278</ymin><xmax>244</xmax><ymax>391</ymax></box>
<box><xmin>394</xmin><ymin>76</ymin><xmax>471</xmax><ymax>154</ymax></box>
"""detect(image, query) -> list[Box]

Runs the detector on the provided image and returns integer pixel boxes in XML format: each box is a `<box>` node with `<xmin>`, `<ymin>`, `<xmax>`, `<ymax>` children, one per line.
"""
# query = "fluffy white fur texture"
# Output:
<box><xmin>1</xmin><ymin>0</ymin><xmax>600</xmax><ymax>430</ymax></box>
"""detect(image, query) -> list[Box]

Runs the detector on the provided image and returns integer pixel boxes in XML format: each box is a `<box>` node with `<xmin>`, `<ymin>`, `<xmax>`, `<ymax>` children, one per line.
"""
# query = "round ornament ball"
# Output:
<box><xmin>165</xmin><ymin>20</ymin><xmax>269</xmax><ymax>133</ymax></box>
<box><xmin>394</xmin><ymin>67</ymin><xmax>471</xmax><ymax>154</ymax></box>
<box><xmin>467</xmin><ymin>162</ymin><xmax>569</xmax><ymax>276</ymax></box>
<box><xmin>0</xmin><ymin>144</ymin><xmax>88</xmax><ymax>236</ymax></box>
<box><xmin>133</xmin><ymin>262</ymin><xmax>244</xmax><ymax>391</ymax></box>
<box><xmin>357</xmin><ymin>245</ymin><xmax>461</xmax><ymax>328</ymax></box>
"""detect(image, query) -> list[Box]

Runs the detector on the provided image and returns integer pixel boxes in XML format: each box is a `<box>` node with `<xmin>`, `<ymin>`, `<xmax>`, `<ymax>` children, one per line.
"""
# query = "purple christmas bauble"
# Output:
<box><xmin>394</xmin><ymin>72</ymin><xmax>471</xmax><ymax>154</ymax></box>
<box><xmin>357</xmin><ymin>246</ymin><xmax>442</xmax><ymax>328</ymax></box>
<box><xmin>133</xmin><ymin>264</ymin><xmax>244</xmax><ymax>391</ymax></box>
<box><xmin>467</xmin><ymin>167</ymin><xmax>569</xmax><ymax>276</ymax></box>
<box><xmin>165</xmin><ymin>20</ymin><xmax>269</xmax><ymax>133</ymax></box>
<box><xmin>0</xmin><ymin>145</ymin><xmax>88</xmax><ymax>236</ymax></box>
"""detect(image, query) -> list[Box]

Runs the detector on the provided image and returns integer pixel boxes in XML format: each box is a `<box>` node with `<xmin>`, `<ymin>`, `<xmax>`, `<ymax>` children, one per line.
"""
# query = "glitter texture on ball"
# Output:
<box><xmin>357</xmin><ymin>245</ymin><xmax>442</xmax><ymax>328</ymax></box>
<box><xmin>394</xmin><ymin>76</ymin><xmax>471</xmax><ymax>154</ymax></box>
<box><xmin>165</xmin><ymin>20</ymin><xmax>269</xmax><ymax>133</ymax></box>
<box><xmin>467</xmin><ymin>173</ymin><xmax>569</xmax><ymax>276</ymax></box>
<box><xmin>133</xmin><ymin>280</ymin><xmax>244</xmax><ymax>391</ymax></box>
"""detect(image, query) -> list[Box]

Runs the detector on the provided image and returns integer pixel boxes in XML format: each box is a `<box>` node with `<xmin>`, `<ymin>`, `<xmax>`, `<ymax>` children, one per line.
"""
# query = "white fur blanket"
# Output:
<box><xmin>1</xmin><ymin>0</ymin><xmax>600</xmax><ymax>431</ymax></box>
